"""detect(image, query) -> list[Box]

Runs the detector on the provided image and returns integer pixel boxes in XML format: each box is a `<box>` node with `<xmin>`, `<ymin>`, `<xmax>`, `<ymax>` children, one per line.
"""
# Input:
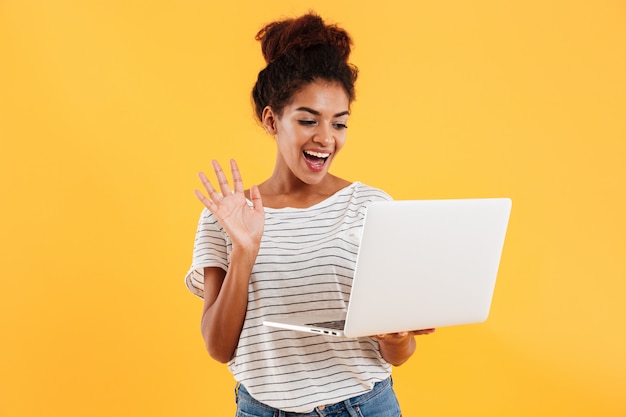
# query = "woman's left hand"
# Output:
<box><xmin>374</xmin><ymin>329</ymin><xmax>436</xmax><ymax>340</ymax></box>
<box><xmin>373</xmin><ymin>329</ymin><xmax>435</xmax><ymax>366</ymax></box>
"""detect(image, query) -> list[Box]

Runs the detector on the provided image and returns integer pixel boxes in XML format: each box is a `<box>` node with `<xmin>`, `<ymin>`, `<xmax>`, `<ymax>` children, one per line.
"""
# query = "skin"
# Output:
<box><xmin>257</xmin><ymin>80</ymin><xmax>352</xmax><ymax>208</ymax></box>
<box><xmin>194</xmin><ymin>80</ymin><xmax>434</xmax><ymax>365</ymax></box>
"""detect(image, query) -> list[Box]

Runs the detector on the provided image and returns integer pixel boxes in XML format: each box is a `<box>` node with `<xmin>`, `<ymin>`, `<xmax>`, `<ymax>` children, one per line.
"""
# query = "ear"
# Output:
<box><xmin>261</xmin><ymin>106</ymin><xmax>278</xmax><ymax>135</ymax></box>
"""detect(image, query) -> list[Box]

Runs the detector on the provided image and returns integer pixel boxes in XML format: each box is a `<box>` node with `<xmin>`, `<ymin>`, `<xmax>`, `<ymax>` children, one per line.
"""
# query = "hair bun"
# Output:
<box><xmin>251</xmin><ymin>12</ymin><xmax>359</xmax><ymax>121</ymax></box>
<box><xmin>256</xmin><ymin>13</ymin><xmax>352</xmax><ymax>64</ymax></box>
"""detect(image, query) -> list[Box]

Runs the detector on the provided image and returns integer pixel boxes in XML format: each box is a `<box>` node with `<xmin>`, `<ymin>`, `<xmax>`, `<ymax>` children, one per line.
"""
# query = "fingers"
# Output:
<box><xmin>194</xmin><ymin>188</ymin><xmax>216</xmax><ymax>211</ymax></box>
<box><xmin>374</xmin><ymin>329</ymin><xmax>435</xmax><ymax>339</ymax></box>
<box><xmin>411</xmin><ymin>328</ymin><xmax>436</xmax><ymax>336</ymax></box>
<box><xmin>376</xmin><ymin>331</ymin><xmax>409</xmax><ymax>340</ymax></box>
<box><xmin>196</xmin><ymin>171</ymin><xmax>222</xmax><ymax>206</ymax></box>
<box><xmin>249</xmin><ymin>184</ymin><xmax>264</xmax><ymax>213</ymax></box>
<box><xmin>212</xmin><ymin>160</ymin><xmax>232</xmax><ymax>197</ymax></box>
<box><xmin>196</xmin><ymin>160</ymin><xmax>237</xmax><ymax>205</ymax></box>
<box><xmin>230</xmin><ymin>159</ymin><xmax>244</xmax><ymax>194</ymax></box>
<box><xmin>195</xmin><ymin>159</ymin><xmax>263</xmax><ymax>211</ymax></box>
<box><xmin>210</xmin><ymin>159</ymin><xmax>245</xmax><ymax>196</ymax></box>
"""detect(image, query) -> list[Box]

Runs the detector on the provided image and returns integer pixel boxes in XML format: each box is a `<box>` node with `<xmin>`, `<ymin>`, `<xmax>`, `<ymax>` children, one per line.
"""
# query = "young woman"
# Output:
<box><xmin>185</xmin><ymin>12</ymin><xmax>434</xmax><ymax>416</ymax></box>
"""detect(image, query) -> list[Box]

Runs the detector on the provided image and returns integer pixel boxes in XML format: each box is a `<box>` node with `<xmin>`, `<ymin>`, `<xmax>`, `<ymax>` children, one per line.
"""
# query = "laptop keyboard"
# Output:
<box><xmin>306</xmin><ymin>320</ymin><xmax>346</xmax><ymax>330</ymax></box>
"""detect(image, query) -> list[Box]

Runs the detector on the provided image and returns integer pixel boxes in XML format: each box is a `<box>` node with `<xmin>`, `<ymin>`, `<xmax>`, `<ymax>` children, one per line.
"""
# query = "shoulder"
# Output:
<box><xmin>349</xmin><ymin>182</ymin><xmax>393</xmax><ymax>202</ymax></box>
<box><xmin>328</xmin><ymin>174</ymin><xmax>392</xmax><ymax>202</ymax></box>
<box><xmin>194</xmin><ymin>208</ymin><xmax>226</xmax><ymax>235</ymax></box>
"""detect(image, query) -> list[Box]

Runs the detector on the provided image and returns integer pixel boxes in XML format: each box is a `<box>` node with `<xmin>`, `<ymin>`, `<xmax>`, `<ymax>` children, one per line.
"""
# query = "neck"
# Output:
<box><xmin>258</xmin><ymin>171</ymin><xmax>350</xmax><ymax>210</ymax></box>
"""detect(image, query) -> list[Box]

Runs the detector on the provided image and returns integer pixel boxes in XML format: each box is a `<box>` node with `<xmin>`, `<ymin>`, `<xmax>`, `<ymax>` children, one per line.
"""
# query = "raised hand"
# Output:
<box><xmin>194</xmin><ymin>159</ymin><xmax>265</xmax><ymax>251</ymax></box>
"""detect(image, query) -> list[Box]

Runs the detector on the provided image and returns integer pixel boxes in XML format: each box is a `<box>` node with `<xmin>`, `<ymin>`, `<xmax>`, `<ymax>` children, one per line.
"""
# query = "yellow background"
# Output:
<box><xmin>1</xmin><ymin>1</ymin><xmax>624</xmax><ymax>416</ymax></box>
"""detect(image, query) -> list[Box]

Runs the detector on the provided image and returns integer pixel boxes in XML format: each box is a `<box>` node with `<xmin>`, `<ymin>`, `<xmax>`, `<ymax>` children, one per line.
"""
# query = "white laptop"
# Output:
<box><xmin>263</xmin><ymin>198</ymin><xmax>512</xmax><ymax>338</ymax></box>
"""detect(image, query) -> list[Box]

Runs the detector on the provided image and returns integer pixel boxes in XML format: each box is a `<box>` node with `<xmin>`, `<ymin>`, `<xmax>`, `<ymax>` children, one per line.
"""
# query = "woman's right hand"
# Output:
<box><xmin>195</xmin><ymin>160</ymin><xmax>263</xmax><ymax>363</ymax></box>
<box><xmin>194</xmin><ymin>159</ymin><xmax>265</xmax><ymax>251</ymax></box>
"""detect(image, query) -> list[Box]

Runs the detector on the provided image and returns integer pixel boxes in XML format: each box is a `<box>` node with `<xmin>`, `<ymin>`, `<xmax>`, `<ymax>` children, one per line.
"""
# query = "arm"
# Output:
<box><xmin>200</xmin><ymin>250</ymin><xmax>255</xmax><ymax>362</ymax></box>
<box><xmin>194</xmin><ymin>159</ymin><xmax>264</xmax><ymax>363</ymax></box>
<box><xmin>376</xmin><ymin>329</ymin><xmax>435</xmax><ymax>366</ymax></box>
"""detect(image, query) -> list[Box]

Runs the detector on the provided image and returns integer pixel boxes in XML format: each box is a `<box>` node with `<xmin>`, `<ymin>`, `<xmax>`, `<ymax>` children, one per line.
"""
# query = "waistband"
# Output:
<box><xmin>235</xmin><ymin>377</ymin><xmax>393</xmax><ymax>415</ymax></box>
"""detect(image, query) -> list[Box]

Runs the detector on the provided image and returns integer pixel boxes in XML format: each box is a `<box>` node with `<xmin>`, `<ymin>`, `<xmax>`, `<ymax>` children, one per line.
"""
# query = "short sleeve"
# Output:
<box><xmin>184</xmin><ymin>208</ymin><xmax>230</xmax><ymax>298</ymax></box>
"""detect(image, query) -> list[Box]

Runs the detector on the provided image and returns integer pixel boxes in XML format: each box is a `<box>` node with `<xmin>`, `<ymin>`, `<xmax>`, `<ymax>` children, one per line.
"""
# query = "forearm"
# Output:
<box><xmin>201</xmin><ymin>250</ymin><xmax>257</xmax><ymax>363</ymax></box>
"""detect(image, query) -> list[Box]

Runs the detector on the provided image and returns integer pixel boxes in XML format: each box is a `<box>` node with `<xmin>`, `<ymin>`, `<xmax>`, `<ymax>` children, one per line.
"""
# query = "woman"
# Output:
<box><xmin>185</xmin><ymin>12</ymin><xmax>434</xmax><ymax>416</ymax></box>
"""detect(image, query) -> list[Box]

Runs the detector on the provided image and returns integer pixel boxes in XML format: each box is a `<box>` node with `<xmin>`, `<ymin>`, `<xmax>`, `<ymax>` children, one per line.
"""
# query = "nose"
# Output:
<box><xmin>314</xmin><ymin>124</ymin><xmax>334</xmax><ymax>146</ymax></box>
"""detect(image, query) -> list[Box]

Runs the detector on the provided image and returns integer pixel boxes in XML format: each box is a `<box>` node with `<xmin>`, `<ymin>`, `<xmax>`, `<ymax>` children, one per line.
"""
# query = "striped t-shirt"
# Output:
<box><xmin>185</xmin><ymin>182</ymin><xmax>393</xmax><ymax>413</ymax></box>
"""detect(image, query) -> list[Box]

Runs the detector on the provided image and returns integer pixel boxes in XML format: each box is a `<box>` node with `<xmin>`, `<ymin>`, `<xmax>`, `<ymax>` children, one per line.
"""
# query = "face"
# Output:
<box><xmin>263</xmin><ymin>80</ymin><xmax>350</xmax><ymax>185</ymax></box>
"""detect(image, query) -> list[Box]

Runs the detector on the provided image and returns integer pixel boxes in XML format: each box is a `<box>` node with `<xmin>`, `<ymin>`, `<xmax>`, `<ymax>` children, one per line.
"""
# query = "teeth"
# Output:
<box><xmin>304</xmin><ymin>150</ymin><xmax>330</xmax><ymax>158</ymax></box>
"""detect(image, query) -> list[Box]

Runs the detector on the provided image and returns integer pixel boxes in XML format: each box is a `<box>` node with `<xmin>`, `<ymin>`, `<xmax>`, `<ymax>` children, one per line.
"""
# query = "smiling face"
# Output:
<box><xmin>262</xmin><ymin>80</ymin><xmax>350</xmax><ymax>187</ymax></box>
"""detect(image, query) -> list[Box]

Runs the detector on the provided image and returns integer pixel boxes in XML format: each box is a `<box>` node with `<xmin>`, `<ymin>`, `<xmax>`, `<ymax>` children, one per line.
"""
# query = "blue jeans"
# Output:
<box><xmin>234</xmin><ymin>377</ymin><xmax>401</xmax><ymax>417</ymax></box>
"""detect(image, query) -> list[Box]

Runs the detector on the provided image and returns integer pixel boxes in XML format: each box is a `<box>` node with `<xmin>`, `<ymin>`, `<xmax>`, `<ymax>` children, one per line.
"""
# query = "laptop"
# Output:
<box><xmin>263</xmin><ymin>198</ymin><xmax>512</xmax><ymax>338</ymax></box>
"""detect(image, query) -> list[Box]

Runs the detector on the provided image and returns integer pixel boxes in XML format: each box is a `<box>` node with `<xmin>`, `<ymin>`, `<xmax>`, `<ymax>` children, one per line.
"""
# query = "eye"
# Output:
<box><xmin>333</xmin><ymin>123</ymin><xmax>348</xmax><ymax>130</ymax></box>
<box><xmin>298</xmin><ymin>120</ymin><xmax>317</xmax><ymax>126</ymax></box>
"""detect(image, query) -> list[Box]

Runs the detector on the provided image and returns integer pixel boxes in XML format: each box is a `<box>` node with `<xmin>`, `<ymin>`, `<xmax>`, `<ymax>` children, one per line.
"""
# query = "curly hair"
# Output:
<box><xmin>251</xmin><ymin>12</ymin><xmax>359</xmax><ymax>121</ymax></box>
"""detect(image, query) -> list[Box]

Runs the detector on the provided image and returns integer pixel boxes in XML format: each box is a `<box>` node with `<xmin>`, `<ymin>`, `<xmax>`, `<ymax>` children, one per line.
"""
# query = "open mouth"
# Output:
<box><xmin>303</xmin><ymin>150</ymin><xmax>330</xmax><ymax>169</ymax></box>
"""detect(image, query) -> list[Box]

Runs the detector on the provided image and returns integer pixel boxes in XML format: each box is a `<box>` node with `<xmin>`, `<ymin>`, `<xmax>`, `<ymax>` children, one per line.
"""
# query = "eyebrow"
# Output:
<box><xmin>295</xmin><ymin>107</ymin><xmax>350</xmax><ymax>118</ymax></box>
